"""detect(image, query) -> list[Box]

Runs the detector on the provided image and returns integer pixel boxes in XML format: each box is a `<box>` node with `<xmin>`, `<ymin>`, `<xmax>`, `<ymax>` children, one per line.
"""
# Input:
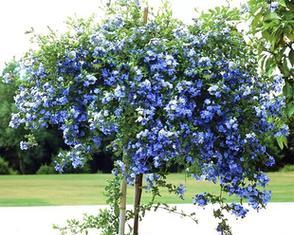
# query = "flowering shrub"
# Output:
<box><xmin>10</xmin><ymin>1</ymin><xmax>287</xmax><ymax>234</ymax></box>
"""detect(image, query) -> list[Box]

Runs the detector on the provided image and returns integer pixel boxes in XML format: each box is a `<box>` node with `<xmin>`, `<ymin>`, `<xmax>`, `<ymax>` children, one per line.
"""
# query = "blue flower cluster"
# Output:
<box><xmin>230</xmin><ymin>203</ymin><xmax>249</xmax><ymax>218</ymax></box>
<box><xmin>193</xmin><ymin>193</ymin><xmax>208</xmax><ymax>207</ymax></box>
<box><xmin>270</xmin><ymin>2</ymin><xmax>279</xmax><ymax>12</ymax></box>
<box><xmin>11</xmin><ymin>6</ymin><xmax>287</xmax><ymax>226</ymax></box>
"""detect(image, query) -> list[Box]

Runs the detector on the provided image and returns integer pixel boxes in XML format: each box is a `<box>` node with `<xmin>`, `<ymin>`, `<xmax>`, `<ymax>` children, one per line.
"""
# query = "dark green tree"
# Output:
<box><xmin>0</xmin><ymin>61</ymin><xmax>62</xmax><ymax>174</ymax></box>
<box><xmin>246</xmin><ymin>0</ymin><xmax>293</xmax><ymax>163</ymax></box>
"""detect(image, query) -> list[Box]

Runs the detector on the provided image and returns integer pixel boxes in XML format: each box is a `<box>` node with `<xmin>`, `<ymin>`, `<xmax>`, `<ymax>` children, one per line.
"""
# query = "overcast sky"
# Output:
<box><xmin>0</xmin><ymin>0</ymin><xmax>246</xmax><ymax>70</ymax></box>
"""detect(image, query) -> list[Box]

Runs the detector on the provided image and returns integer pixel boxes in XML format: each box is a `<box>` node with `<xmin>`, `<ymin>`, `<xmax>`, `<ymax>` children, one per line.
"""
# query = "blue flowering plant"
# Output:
<box><xmin>10</xmin><ymin>1</ymin><xmax>287</xmax><ymax>234</ymax></box>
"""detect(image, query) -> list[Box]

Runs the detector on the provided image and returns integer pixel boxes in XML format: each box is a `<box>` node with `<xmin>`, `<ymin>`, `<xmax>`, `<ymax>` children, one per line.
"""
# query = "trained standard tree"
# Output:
<box><xmin>10</xmin><ymin>1</ymin><xmax>287</xmax><ymax>234</ymax></box>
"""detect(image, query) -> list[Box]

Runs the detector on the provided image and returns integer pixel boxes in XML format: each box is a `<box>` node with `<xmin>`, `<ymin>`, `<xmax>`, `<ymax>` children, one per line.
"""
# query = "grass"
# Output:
<box><xmin>0</xmin><ymin>172</ymin><xmax>293</xmax><ymax>206</ymax></box>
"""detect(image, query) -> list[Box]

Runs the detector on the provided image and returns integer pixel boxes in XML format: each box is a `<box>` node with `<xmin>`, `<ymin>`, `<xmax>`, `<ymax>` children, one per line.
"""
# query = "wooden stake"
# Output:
<box><xmin>119</xmin><ymin>176</ymin><xmax>127</xmax><ymax>235</ymax></box>
<box><xmin>143</xmin><ymin>7</ymin><xmax>149</xmax><ymax>24</ymax></box>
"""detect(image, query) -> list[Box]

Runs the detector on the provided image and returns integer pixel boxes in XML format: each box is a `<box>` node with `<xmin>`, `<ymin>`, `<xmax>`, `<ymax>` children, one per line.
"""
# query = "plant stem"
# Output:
<box><xmin>133</xmin><ymin>174</ymin><xmax>143</xmax><ymax>235</ymax></box>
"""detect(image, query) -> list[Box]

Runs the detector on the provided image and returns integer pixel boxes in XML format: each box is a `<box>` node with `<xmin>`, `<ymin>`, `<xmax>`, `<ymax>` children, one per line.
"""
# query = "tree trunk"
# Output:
<box><xmin>119</xmin><ymin>176</ymin><xmax>127</xmax><ymax>235</ymax></box>
<box><xmin>133</xmin><ymin>174</ymin><xmax>143</xmax><ymax>235</ymax></box>
<box><xmin>17</xmin><ymin>152</ymin><xmax>25</xmax><ymax>174</ymax></box>
<box><xmin>132</xmin><ymin>7</ymin><xmax>148</xmax><ymax>235</ymax></box>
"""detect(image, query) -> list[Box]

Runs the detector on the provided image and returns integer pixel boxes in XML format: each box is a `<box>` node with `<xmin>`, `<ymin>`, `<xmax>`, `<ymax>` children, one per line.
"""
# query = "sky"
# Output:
<box><xmin>0</xmin><ymin>0</ymin><xmax>246</xmax><ymax>70</ymax></box>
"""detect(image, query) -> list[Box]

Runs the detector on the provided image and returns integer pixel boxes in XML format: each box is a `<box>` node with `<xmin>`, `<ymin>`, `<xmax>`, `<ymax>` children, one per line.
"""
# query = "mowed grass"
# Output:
<box><xmin>0</xmin><ymin>172</ymin><xmax>293</xmax><ymax>206</ymax></box>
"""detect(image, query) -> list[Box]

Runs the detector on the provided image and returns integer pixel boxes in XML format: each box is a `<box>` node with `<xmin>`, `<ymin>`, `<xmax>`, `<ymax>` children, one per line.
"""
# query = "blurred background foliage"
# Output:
<box><xmin>0</xmin><ymin>61</ymin><xmax>114</xmax><ymax>174</ymax></box>
<box><xmin>246</xmin><ymin>0</ymin><xmax>293</xmax><ymax>166</ymax></box>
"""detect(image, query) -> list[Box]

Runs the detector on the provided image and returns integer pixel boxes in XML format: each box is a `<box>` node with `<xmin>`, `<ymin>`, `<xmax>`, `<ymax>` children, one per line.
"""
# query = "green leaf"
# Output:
<box><xmin>287</xmin><ymin>105</ymin><xmax>294</xmax><ymax>117</ymax></box>
<box><xmin>279</xmin><ymin>0</ymin><xmax>287</xmax><ymax>8</ymax></box>
<box><xmin>289</xmin><ymin>50</ymin><xmax>294</xmax><ymax>67</ymax></box>
<box><xmin>283</xmin><ymin>84</ymin><xmax>292</xmax><ymax>98</ymax></box>
<box><xmin>276</xmin><ymin>136</ymin><xmax>288</xmax><ymax>149</ymax></box>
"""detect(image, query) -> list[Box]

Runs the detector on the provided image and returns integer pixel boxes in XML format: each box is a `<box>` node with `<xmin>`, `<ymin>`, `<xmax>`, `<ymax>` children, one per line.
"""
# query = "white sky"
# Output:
<box><xmin>0</xmin><ymin>0</ymin><xmax>246</xmax><ymax>70</ymax></box>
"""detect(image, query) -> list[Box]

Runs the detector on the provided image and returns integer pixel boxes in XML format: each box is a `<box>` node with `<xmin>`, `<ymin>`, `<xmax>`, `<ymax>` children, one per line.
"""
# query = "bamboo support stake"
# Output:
<box><xmin>118</xmin><ymin>149</ymin><xmax>128</xmax><ymax>235</ymax></box>
<box><xmin>118</xmin><ymin>175</ymin><xmax>127</xmax><ymax>235</ymax></box>
<box><xmin>143</xmin><ymin>7</ymin><xmax>148</xmax><ymax>24</ymax></box>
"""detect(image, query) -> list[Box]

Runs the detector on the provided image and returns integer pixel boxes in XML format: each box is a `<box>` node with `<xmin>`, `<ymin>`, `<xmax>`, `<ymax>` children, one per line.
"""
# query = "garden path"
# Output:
<box><xmin>0</xmin><ymin>203</ymin><xmax>292</xmax><ymax>235</ymax></box>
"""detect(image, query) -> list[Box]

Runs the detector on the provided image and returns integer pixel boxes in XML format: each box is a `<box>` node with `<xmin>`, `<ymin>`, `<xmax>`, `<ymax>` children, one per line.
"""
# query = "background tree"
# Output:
<box><xmin>246</xmin><ymin>0</ymin><xmax>293</xmax><ymax>160</ymax></box>
<box><xmin>0</xmin><ymin>61</ymin><xmax>62</xmax><ymax>174</ymax></box>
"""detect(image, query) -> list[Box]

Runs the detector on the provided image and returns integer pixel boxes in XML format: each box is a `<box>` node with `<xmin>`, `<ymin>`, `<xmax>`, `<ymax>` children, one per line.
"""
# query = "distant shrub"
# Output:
<box><xmin>36</xmin><ymin>164</ymin><xmax>56</xmax><ymax>174</ymax></box>
<box><xmin>0</xmin><ymin>157</ymin><xmax>12</xmax><ymax>175</ymax></box>
<box><xmin>64</xmin><ymin>163</ymin><xmax>92</xmax><ymax>174</ymax></box>
<box><xmin>9</xmin><ymin>169</ymin><xmax>18</xmax><ymax>175</ymax></box>
<box><xmin>280</xmin><ymin>165</ymin><xmax>294</xmax><ymax>172</ymax></box>
<box><xmin>37</xmin><ymin>162</ymin><xmax>91</xmax><ymax>174</ymax></box>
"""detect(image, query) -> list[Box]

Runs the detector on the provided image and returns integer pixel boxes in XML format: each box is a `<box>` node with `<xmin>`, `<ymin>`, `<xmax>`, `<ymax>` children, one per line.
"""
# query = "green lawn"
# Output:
<box><xmin>0</xmin><ymin>172</ymin><xmax>293</xmax><ymax>206</ymax></box>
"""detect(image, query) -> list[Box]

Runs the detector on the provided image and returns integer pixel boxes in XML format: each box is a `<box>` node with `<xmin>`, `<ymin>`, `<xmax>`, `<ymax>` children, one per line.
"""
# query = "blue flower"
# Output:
<box><xmin>20</xmin><ymin>141</ymin><xmax>29</xmax><ymax>150</ymax></box>
<box><xmin>270</xmin><ymin>2</ymin><xmax>279</xmax><ymax>12</ymax></box>
<box><xmin>230</xmin><ymin>203</ymin><xmax>248</xmax><ymax>218</ymax></box>
<box><xmin>176</xmin><ymin>184</ymin><xmax>186</xmax><ymax>199</ymax></box>
<box><xmin>83</xmin><ymin>74</ymin><xmax>97</xmax><ymax>87</ymax></box>
<box><xmin>274</xmin><ymin>124</ymin><xmax>289</xmax><ymax>137</ymax></box>
<box><xmin>256</xmin><ymin>173</ymin><xmax>270</xmax><ymax>187</ymax></box>
<box><xmin>93</xmin><ymin>136</ymin><xmax>102</xmax><ymax>147</ymax></box>
<box><xmin>193</xmin><ymin>193</ymin><xmax>207</xmax><ymax>206</ymax></box>
<box><xmin>208</xmin><ymin>85</ymin><xmax>221</xmax><ymax>98</ymax></box>
<box><xmin>198</xmin><ymin>57</ymin><xmax>212</xmax><ymax>67</ymax></box>
<box><xmin>114</xmin><ymin>85</ymin><xmax>126</xmax><ymax>99</ymax></box>
<box><xmin>68</xmin><ymin>51</ymin><xmax>77</xmax><ymax>60</ymax></box>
